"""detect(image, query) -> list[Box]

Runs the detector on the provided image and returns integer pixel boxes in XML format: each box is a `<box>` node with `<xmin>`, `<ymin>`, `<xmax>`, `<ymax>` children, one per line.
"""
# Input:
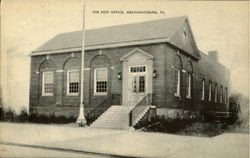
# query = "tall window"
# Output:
<box><xmin>214</xmin><ymin>84</ymin><xmax>218</xmax><ymax>102</ymax></box>
<box><xmin>220</xmin><ymin>86</ymin><xmax>223</xmax><ymax>103</ymax></box>
<box><xmin>67</xmin><ymin>70</ymin><xmax>79</xmax><ymax>95</ymax></box>
<box><xmin>174</xmin><ymin>55</ymin><xmax>182</xmax><ymax>97</ymax></box>
<box><xmin>208</xmin><ymin>81</ymin><xmax>212</xmax><ymax>101</ymax></box>
<box><xmin>94</xmin><ymin>68</ymin><xmax>108</xmax><ymax>95</ymax></box>
<box><xmin>42</xmin><ymin>71</ymin><xmax>54</xmax><ymax>95</ymax></box>
<box><xmin>201</xmin><ymin>79</ymin><xmax>205</xmax><ymax>100</ymax></box>
<box><xmin>225</xmin><ymin>87</ymin><xmax>228</xmax><ymax>104</ymax></box>
<box><xmin>186</xmin><ymin>73</ymin><xmax>192</xmax><ymax>98</ymax></box>
<box><xmin>174</xmin><ymin>68</ymin><xmax>181</xmax><ymax>97</ymax></box>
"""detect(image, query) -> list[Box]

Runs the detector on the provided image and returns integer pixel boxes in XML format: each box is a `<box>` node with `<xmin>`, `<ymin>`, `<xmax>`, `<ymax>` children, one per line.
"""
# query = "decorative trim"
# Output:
<box><xmin>84</xmin><ymin>68</ymin><xmax>90</xmax><ymax>71</ymax></box>
<box><xmin>177</xmin><ymin>49</ymin><xmax>180</xmax><ymax>55</ymax></box>
<box><xmin>71</xmin><ymin>52</ymin><xmax>75</xmax><ymax>57</ymax></box>
<box><xmin>98</xmin><ymin>50</ymin><xmax>102</xmax><ymax>55</ymax></box>
<box><xmin>56</xmin><ymin>70</ymin><xmax>64</xmax><ymax>73</ymax></box>
<box><xmin>46</xmin><ymin>55</ymin><xmax>50</xmax><ymax>60</ymax></box>
<box><xmin>120</xmin><ymin>48</ymin><xmax>154</xmax><ymax>61</ymax></box>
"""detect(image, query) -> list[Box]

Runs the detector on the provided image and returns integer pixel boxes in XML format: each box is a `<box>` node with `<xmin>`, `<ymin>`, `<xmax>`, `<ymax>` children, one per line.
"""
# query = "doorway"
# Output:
<box><xmin>128</xmin><ymin>66</ymin><xmax>147</xmax><ymax>106</ymax></box>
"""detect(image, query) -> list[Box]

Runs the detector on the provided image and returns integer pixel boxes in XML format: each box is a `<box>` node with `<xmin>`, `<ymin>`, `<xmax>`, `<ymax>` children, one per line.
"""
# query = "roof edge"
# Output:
<box><xmin>30</xmin><ymin>37</ymin><xmax>170</xmax><ymax>56</ymax></box>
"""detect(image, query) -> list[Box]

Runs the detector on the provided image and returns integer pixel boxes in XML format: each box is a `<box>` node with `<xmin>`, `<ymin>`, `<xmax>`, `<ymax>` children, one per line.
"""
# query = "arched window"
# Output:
<box><xmin>174</xmin><ymin>54</ymin><xmax>182</xmax><ymax>97</ymax></box>
<box><xmin>39</xmin><ymin>60</ymin><xmax>56</xmax><ymax>96</ymax></box>
<box><xmin>208</xmin><ymin>81</ymin><xmax>212</xmax><ymax>101</ymax></box>
<box><xmin>91</xmin><ymin>55</ymin><xmax>110</xmax><ymax>96</ymax></box>
<box><xmin>214</xmin><ymin>84</ymin><xmax>218</xmax><ymax>102</ymax></box>
<box><xmin>64</xmin><ymin>58</ymin><xmax>80</xmax><ymax>96</ymax></box>
<box><xmin>185</xmin><ymin>61</ymin><xmax>193</xmax><ymax>99</ymax></box>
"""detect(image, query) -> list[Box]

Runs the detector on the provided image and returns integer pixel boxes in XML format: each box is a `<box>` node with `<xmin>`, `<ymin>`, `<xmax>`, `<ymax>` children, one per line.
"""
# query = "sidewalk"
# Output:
<box><xmin>0</xmin><ymin>122</ymin><xmax>248</xmax><ymax>158</ymax></box>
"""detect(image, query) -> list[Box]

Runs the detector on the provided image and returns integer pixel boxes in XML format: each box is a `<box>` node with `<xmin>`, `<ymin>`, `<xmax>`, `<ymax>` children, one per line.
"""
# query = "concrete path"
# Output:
<box><xmin>0</xmin><ymin>122</ymin><xmax>248</xmax><ymax>158</ymax></box>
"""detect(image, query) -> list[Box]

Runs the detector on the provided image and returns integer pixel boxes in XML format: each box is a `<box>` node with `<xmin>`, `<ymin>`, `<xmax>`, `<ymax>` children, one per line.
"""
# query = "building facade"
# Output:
<box><xmin>29</xmin><ymin>16</ymin><xmax>230</xmax><ymax>126</ymax></box>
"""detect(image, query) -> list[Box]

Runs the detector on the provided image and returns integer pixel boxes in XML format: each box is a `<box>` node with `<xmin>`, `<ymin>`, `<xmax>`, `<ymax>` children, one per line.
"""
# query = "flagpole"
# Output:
<box><xmin>76</xmin><ymin>0</ymin><xmax>87</xmax><ymax>126</ymax></box>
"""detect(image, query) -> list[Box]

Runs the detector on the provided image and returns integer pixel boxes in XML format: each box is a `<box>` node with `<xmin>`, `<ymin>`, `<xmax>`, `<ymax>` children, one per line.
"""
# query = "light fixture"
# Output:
<box><xmin>153</xmin><ymin>70</ymin><xmax>157</xmax><ymax>78</ymax></box>
<box><xmin>117</xmin><ymin>72</ymin><xmax>122</xmax><ymax>80</ymax></box>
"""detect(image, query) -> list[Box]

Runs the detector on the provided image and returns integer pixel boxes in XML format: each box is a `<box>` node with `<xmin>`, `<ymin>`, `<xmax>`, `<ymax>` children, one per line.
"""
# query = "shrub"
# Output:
<box><xmin>0</xmin><ymin>106</ymin><xmax>4</xmax><ymax>121</ymax></box>
<box><xmin>28</xmin><ymin>112</ymin><xmax>76</xmax><ymax>124</ymax></box>
<box><xmin>16</xmin><ymin>108</ymin><xmax>29</xmax><ymax>122</ymax></box>
<box><xmin>4</xmin><ymin>108</ymin><xmax>16</xmax><ymax>121</ymax></box>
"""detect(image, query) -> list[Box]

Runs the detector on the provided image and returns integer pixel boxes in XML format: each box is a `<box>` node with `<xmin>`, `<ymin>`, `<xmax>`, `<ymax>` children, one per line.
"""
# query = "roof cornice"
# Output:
<box><xmin>30</xmin><ymin>37</ymin><xmax>170</xmax><ymax>56</ymax></box>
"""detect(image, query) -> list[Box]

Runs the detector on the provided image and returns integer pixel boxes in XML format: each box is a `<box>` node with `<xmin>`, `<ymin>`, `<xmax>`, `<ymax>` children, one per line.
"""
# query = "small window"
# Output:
<box><xmin>201</xmin><ymin>79</ymin><xmax>205</xmax><ymax>100</ymax></box>
<box><xmin>42</xmin><ymin>71</ymin><xmax>54</xmax><ymax>96</ymax></box>
<box><xmin>186</xmin><ymin>73</ymin><xmax>192</xmax><ymax>98</ymax></box>
<box><xmin>67</xmin><ymin>70</ymin><xmax>79</xmax><ymax>95</ymax></box>
<box><xmin>130</xmin><ymin>66</ymin><xmax>146</xmax><ymax>73</ymax></box>
<box><xmin>182</xmin><ymin>30</ymin><xmax>187</xmax><ymax>44</ymax></box>
<box><xmin>208</xmin><ymin>82</ymin><xmax>212</xmax><ymax>101</ymax></box>
<box><xmin>214</xmin><ymin>84</ymin><xmax>218</xmax><ymax>102</ymax></box>
<box><xmin>94</xmin><ymin>68</ymin><xmax>108</xmax><ymax>95</ymax></box>
<box><xmin>174</xmin><ymin>68</ymin><xmax>181</xmax><ymax>97</ymax></box>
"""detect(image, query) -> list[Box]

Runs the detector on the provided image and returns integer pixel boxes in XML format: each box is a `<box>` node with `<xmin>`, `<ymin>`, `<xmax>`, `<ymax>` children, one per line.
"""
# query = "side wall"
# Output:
<box><xmin>163</xmin><ymin>43</ymin><xmax>230</xmax><ymax>118</ymax></box>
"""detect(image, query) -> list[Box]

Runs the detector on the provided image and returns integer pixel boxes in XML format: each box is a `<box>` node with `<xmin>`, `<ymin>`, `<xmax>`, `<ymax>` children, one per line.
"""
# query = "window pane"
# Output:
<box><xmin>43</xmin><ymin>72</ymin><xmax>53</xmax><ymax>94</ymax></box>
<box><xmin>96</xmin><ymin>81</ymin><xmax>107</xmax><ymax>92</ymax></box>
<box><xmin>174</xmin><ymin>69</ymin><xmax>180</xmax><ymax>95</ymax></box>
<box><xmin>139</xmin><ymin>76</ymin><xmax>145</xmax><ymax>92</ymax></box>
<box><xmin>130</xmin><ymin>66</ymin><xmax>146</xmax><ymax>73</ymax></box>
<box><xmin>44</xmin><ymin>72</ymin><xmax>53</xmax><ymax>84</ymax></box>
<box><xmin>96</xmin><ymin>69</ymin><xmax>107</xmax><ymax>81</ymax></box>
<box><xmin>95</xmin><ymin>68</ymin><xmax>108</xmax><ymax>93</ymax></box>
<box><xmin>69</xmin><ymin>71</ymin><xmax>79</xmax><ymax>82</ymax></box>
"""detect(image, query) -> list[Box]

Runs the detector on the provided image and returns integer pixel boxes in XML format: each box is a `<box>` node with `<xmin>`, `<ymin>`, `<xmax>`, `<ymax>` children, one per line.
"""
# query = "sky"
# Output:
<box><xmin>1</xmin><ymin>0</ymin><xmax>249</xmax><ymax>112</ymax></box>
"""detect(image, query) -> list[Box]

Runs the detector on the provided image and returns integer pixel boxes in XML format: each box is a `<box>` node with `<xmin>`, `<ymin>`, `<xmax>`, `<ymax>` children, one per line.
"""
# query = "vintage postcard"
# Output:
<box><xmin>0</xmin><ymin>0</ymin><xmax>249</xmax><ymax>157</ymax></box>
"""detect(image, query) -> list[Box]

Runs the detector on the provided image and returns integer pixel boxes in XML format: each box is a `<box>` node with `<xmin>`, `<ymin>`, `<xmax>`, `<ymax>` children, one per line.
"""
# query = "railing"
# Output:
<box><xmin>129</xmin><ymin>93</ymin><xmax>153</xmax><ymax>126</ymax></box>
<box><xmin>86</xmin><ymin>94</ymin><xmax>121</xmax><ymax>125</ymax></box>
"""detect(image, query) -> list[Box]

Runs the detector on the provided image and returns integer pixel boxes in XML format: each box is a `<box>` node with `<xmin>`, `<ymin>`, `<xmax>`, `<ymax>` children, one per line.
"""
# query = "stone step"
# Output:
<box><xmin>90</xmin><ymin>105</ymin><xmax>133</xmax><ymax>129</ymax></box>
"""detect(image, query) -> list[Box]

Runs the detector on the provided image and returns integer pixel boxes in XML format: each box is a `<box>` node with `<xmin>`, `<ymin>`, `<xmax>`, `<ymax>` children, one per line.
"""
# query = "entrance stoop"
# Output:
<box><xmin>90</xmin><ymin>106</ymin><xmax>134</xmax><ymax>129</ymax></box>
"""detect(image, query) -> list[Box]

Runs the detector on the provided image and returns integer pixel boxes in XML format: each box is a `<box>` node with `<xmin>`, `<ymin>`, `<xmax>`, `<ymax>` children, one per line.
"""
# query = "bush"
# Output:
<box><xmin>142</xmin><ymin>118</ymin><xmax>229</xmax><ymax>137</ymax></box>
<box><xmin>4</xmin><ymin>108</ymin><xmax>16</xmax><ymax>121</ymax></box>
<box><xmin>0</xmin><ymin>106</ymin><xmax>4</xmax><ymax>120</ymax></box>
<box><xmin>16</xmin><ymin>108</ymin><xmax>29</xmax><ymax>122</ymax></box>
<box><xmin>0</xmin><ymin>106</ymin><xmax>77</xmax><ymax>124</ymax></box>
<box><xmin>28</xmin><ymin>112</ymin><xmax>76</xmax><ymax>124</ymax></box>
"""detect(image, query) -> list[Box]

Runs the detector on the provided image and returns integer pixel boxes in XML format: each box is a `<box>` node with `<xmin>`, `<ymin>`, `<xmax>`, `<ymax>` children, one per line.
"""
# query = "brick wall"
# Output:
<box><xmin>29</xmin><ymin>43</ymin><xmax>166</xmax><ymax>117</ymax></box>
<box><xmin>29</xmin><ymin>43</ymin><xmax>229</xmax><ymax>117</ymax></box>
<box><xmin>163</xmin><ymin>43</ymin><xmax>230</xmax><ymax>113</ymax></box>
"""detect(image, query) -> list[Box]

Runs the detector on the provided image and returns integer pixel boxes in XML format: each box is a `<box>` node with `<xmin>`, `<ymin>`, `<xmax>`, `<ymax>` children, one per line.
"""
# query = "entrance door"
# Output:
<box><xmin>128</xmin><ymin>66</ymin><xmax>146</xmax><ymax>106</ymax></box>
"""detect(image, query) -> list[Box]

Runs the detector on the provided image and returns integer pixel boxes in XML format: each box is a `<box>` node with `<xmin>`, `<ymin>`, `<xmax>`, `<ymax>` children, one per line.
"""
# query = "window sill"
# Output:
<box><xmin>67</xmin><ymin>93</ymin><xmax>79</xmax><ymax>96</ymax></box>
<box><xmin>42</xmin><ymin>94</ymin><xmax>53</xmax><ymax>96</ymax></box>
<box><xmin>94</xmin><ymin>93</ymin><xmax>107</xmax><ymax>96</ymax></box>
<box><xmin>186</xmin><ymin>96</ymin><xmax>191</xmax><ymax>99</ymax></box>
<box><xmin>174</xmin><ymin>93</ymin><xmax>180</xmax><ymax>97</ymax></box>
